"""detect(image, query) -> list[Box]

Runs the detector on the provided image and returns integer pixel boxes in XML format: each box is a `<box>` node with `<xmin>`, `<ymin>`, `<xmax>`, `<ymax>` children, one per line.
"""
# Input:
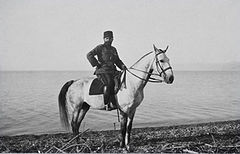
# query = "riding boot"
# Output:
<box><xmin>103</xmin><ymin>86</ymin><xmax>111</xmax><ymax>111</ymax></box>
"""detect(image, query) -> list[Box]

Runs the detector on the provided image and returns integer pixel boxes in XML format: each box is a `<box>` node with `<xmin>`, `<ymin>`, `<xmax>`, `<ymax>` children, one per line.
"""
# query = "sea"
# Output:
<box><xmin>0</xmin><ymin>71</ymin><xmax>239</xmax><ymax>136</ymax></box>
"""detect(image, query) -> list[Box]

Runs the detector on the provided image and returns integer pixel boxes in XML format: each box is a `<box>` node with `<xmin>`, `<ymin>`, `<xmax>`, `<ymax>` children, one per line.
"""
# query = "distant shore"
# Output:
<box><xmin>0</xmin><ymin>119</ymin><xmax>239</xmax><ymax>153</ymax></box>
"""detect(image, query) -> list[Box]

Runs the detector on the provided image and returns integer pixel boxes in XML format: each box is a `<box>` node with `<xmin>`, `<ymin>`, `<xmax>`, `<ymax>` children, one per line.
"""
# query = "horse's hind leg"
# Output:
<box><xmin>71</xmin><ymin>102</ymin><xmax>90</xmax><ymax>137</ymax></box>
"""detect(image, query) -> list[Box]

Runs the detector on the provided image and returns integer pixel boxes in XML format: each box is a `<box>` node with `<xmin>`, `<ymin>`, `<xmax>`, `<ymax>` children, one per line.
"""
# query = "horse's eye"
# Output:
<box><xmin>160</xmin><ymin>60</ymin><xmax>164</xmax><ymax>63</ymax></box>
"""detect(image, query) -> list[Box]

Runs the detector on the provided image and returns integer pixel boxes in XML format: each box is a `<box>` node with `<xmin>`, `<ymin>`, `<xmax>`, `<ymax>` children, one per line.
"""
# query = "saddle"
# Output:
<box><xmin>89</xmin><ymin>71</ymin><xmax>126</xmax><ymax>95</ymax></box>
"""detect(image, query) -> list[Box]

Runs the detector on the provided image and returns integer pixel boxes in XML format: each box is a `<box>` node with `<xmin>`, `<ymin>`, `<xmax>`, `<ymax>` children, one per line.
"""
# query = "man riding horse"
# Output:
<box><xmin>87</xmin><ymin>31</ymin><xmax>127</xmax><ymax>111</ymax></box>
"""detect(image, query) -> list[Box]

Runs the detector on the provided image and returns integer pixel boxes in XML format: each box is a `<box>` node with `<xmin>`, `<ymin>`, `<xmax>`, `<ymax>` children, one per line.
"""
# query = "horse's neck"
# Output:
<box><xmin>127</xmin><ymin>55</ymin><xmax>153</xmax><ymax>92</ymax></box>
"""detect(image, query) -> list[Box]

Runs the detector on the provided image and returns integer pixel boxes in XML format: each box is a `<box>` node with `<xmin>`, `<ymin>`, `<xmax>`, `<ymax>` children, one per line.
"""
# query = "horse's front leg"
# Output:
<box><xmin>120</xmin><ymin>112</ymin><xmax>127</xmax><ymax>148</ymax></box>
<box><xmin>125</xmin><ymin>109</ymin><xmax>136</xmax><ymax>152</ymax></box>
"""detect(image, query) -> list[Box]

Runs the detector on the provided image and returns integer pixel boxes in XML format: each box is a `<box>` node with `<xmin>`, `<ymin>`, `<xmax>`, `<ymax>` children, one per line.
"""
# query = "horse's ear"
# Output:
<box><xmin>153</xmin><ymin>44</ymin><xmax>157</xmax><ymax>51</ymax></box>
<box><xmin>164</xmin><ymin>45</ymin><xmax>169</xmax><ymax>53</ymax></box>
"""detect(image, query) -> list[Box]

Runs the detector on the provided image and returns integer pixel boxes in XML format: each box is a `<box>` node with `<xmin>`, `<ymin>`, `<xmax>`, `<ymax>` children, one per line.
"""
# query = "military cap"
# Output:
<box><xmin>103</xmin><ymin>31</ymin><xmax>113</xmax><ymax>38</ymax></box>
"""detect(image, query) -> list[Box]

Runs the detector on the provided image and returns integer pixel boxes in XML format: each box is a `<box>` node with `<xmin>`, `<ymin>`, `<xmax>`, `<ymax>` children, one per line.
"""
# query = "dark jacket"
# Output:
<box><xmin>87</xmin><ymin>44</ymin><xmax>125</xmax><ymax>74</ymax></box>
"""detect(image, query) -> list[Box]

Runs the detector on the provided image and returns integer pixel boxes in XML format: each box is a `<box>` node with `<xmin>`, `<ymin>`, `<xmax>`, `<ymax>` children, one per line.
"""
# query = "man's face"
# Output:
<box><xmin>104</xmin><ymin>37</ymin><xmax>113</xmax><ymax>45</ymax></box>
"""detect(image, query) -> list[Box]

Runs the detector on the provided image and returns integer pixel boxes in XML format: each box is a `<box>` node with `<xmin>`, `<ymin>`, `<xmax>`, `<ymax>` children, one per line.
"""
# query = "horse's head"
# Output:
<box><xmin>153</xmin><ymin>44</ymin><xmax>174</xmax><ymax>84</ymax></box>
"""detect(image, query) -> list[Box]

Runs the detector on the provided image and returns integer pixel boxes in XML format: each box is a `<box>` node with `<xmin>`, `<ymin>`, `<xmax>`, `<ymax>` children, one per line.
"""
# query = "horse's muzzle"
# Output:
<box><xmin>167</xmin><ymin>75</ymin><xmax>174</xmax><ymax>84</ymax></box>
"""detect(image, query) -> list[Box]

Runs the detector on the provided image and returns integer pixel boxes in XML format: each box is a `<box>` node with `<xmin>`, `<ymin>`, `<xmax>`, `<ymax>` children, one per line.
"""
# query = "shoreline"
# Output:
<box><xmin>0</xmin><ymin>119</ymin><xmax>240</xmax><ymax>153</ymax></box>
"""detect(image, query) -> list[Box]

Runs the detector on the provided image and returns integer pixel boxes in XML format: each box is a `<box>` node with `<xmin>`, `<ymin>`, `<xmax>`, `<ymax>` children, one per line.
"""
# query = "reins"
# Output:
<box><xmin>126</xmin><ymin>51</ymin><xmax>164</xmax><ymax>83</ymax></box>
<box><xmin>126</xmin><ymin>68</ymin><xmax>163</xmax><ymax>83</ymax></box>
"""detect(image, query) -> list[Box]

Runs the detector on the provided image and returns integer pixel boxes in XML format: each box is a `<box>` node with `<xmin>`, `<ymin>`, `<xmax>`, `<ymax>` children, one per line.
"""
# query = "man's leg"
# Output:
<box><xmin>103</xmin><ymin>74</ymin><xmax>115</xmax><ymax>110</ymax></box>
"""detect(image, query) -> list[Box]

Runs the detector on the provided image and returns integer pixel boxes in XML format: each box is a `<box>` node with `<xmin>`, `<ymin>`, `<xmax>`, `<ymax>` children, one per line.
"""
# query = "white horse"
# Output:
<box><xmin>58</xmin><ymin>45</ymin><xmax>174</xmax><ymax>151</ymax></box>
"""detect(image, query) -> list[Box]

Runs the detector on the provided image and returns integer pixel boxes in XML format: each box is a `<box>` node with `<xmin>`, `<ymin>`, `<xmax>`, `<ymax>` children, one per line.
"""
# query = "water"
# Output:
<box><xmin>0</xmin><ymin>71</ymin><xmax>239</xmax><ymax>136</ymax></box>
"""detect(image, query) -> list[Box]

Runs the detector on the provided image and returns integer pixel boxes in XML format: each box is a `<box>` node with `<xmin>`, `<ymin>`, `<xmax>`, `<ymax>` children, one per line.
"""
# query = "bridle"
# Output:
<box><xmin>154</xmin><ymin>46</ymin><xmax>172</xmax><ymax>78</ymax></box>
<box><xmin>126</xmin><ymin>46</ymin><xmax>172</xmax><ymax>83</ymax></box>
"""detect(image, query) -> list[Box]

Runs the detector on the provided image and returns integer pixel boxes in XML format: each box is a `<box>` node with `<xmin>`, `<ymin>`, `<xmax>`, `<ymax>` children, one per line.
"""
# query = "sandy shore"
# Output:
<box><xmin>0</xmin><ymin>119</ymin><xmax>240</xmax><ymax>153</ymax></box>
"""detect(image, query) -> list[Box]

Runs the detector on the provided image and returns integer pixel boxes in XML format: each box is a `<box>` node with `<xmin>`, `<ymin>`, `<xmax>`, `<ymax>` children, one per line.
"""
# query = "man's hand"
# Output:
<box><xmin>122</xmin><ymin>65</ymin><xmax>127</xmax><ymax>71</ymax></box>
<box><xmin>96</xmin><ymin>63</ymin><xmax>101</xmax><ymax>69</ymax></box>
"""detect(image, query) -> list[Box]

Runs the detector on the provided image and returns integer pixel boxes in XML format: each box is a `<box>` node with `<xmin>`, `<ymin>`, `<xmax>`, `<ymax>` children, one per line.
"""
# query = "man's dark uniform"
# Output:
<box><xmin>87</xmin><ymin>31</ymin><xmax>126</xmax><ymax>110</ymax></box>
<box><xmin>87</xmin><ymin>44</ymin><xmax>125</xmax><ymax>74</ymax></box>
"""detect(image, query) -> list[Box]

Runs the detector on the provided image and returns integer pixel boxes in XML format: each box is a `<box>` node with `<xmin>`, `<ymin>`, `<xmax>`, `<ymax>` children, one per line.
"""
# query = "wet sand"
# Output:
<box><xmin>0</xmin><ymin>119</ymin><xmax>239</xmax><ymax>153</ymax></box>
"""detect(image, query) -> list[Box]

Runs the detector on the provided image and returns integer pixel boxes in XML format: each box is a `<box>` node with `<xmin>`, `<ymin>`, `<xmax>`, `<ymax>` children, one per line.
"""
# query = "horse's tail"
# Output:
<box><xmin>58</xmin><ymin>80</ymin><xmax>74</xmax><ymax>130</ymax></box>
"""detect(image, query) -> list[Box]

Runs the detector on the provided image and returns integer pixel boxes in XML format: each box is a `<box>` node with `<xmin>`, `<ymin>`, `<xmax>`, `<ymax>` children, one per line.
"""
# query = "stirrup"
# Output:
<box><xmin>105</xmin><ymin>104</ymin><xmax>111</xmax><ymax>111</ymax></box>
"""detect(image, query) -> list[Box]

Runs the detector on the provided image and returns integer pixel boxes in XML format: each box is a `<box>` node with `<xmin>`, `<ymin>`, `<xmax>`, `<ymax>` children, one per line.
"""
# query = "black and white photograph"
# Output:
<box><xmin>0</xmin><ymin>0</ymin><xmax>240</xmax><ymax>153</ymax></box>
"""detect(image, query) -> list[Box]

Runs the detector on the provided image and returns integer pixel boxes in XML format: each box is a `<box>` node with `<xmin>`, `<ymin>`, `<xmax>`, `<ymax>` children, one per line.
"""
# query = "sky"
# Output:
<box><xmin>0</xmin><ymin>0</ymin><xmax>240</xmax><ymax>71</ymax></box>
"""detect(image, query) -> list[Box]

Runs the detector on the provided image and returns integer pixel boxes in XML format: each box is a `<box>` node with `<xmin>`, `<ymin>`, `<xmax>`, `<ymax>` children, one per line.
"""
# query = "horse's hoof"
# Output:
<box><xmin>126</xmin><ymin>145</ymin><xmax>133</xmax><ymax>152</ymax></box>
<box><xmin>122</xmin><ymin>148</ymin><xmax>128</xmax><ymax>153</ymax></box>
